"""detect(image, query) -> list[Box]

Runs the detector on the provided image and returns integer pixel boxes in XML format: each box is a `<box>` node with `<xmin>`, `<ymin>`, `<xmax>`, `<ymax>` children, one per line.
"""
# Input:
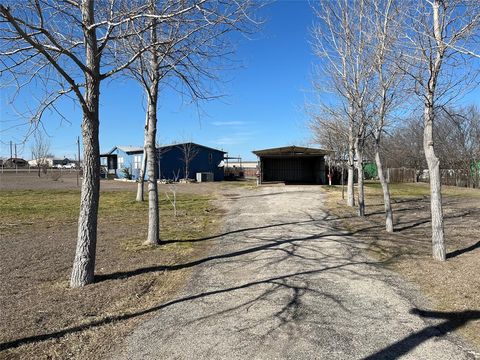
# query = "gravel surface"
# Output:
<box><xmin>112</xmin><ymin>185</ymin><xmax>474</xmax><ymax>360</ymax></box>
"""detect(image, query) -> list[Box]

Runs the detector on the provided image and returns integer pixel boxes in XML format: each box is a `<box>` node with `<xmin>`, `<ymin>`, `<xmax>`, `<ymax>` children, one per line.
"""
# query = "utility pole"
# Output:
<box><xmin>7</xmin><ymin>140</ymin><xmax>12</xmax><ymax>173</ymax></box>
<box><xmin>77</xmin><ymin>136</ymin><xmax>81</xmax><ymax>187</ymax></box>
<box><xmin>14</xmin><ymin>143</ymin><xmax>17</xmax><ymax>174</ymax></box>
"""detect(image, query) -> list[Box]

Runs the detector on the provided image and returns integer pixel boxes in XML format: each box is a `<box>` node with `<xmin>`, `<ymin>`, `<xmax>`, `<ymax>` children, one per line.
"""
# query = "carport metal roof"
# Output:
<box><xmin>252</xmin><ymin>145</ymin><xmax>333</xmax><ymax>157</ymax></box>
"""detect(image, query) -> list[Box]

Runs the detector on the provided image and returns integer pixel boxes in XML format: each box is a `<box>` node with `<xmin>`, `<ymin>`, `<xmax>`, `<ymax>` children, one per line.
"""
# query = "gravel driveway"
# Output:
<box><xmin>112</xmin><ymin>185</ymin><xmax>474</xmax><ymax>359</ymax></box>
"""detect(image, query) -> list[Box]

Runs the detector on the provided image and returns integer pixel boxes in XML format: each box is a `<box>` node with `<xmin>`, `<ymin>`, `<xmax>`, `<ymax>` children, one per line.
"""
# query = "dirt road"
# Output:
<box><xmin>112</xmin><ymin>185</ymin><xmax>475</xmax><ymax>359</ymax></box>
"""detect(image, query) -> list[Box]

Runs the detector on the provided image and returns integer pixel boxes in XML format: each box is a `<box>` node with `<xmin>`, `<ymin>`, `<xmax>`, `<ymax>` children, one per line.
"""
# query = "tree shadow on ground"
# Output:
<box><xmin>4</xmin><ymin>198</ymin><xmax>475</xmax><ymax>356</ymax></box>
<box><xmin>160</xmin><ymin>219</ymin><xmax>318</xmax><ymax>245</ymax></box>
<box><xmin>0</xmin><ymin>260</ymin><xmax>373</xmax><ymax>352</ymax></box>
<box><xmin>366</xmin><ymin>207</ymin><xmax>423</xmax><ymax>217</ymax></box>
<box><xmin>226</xmin><ymin>190</ymin><xmax>308</xmax><ymax>199</ymax></box>
<box><xmin>394</xmin><ymin>218</ymin><xmax>431</xmax><ymax>232</ymax></box>
<box><xmin>95</xmin><ymin>225</ymin><xmax>372</xmax><ymax>282</ymax></box>
<box><xmin>0</xmin><ymin>206</ymin><xmax>392</xmax><ymax>353</ymax></box>
<box><xmin>392</xmin><ymin>211</ymin><xmax>469</xmax><ymax>232</ymax></box>
<box><xmin>392</xmin><ymin>197</ymin><xmax>428</xmax><ymax>205</ymax></box>
<box><xmin>363</xmin><ymin>309</ymin><xmax>480</xmax><ymax>360</ymax></box>
<box><xmin>447</xmin><ymin>240</ymin><xmax>480</xmax><ymax>259</ymax></box>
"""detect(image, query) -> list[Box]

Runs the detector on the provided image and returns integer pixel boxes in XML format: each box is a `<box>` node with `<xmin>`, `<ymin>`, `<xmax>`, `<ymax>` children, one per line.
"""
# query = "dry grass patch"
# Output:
<box><xmin>323</xmin><ymin>182</ymin><xmax>480</xmax><ymax>351</ymax></box>
<box><xmin>0</xmin><ymin>187</ymin><xmax>221</xmax><ymax>359</ymax></box>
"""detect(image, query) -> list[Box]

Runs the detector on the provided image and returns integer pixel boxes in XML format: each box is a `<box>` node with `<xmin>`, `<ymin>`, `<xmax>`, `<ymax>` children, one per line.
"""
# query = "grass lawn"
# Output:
<box><xmin>0</xmin><ymin>187</ymin><xmax>221</xmax><ymax>359</ymax></box>
<box><xmin>323</xmin><ymin>181</ymin><xmax>480</xmax><ymax>351</ymax></box>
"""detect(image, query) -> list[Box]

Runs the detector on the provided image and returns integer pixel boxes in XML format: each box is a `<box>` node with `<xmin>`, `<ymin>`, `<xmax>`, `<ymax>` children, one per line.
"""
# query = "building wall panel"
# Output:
<box><xmin>262</xmin><ymin>156</ymin><xmax>325</xmax><ymax>184</ymax></box>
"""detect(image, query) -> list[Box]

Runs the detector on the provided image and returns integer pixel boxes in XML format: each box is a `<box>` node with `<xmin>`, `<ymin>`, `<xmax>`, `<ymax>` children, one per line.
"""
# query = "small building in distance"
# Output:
<box><xmin>27</xmin><ymin>157</ymin><xmax>75</xmax><ymax>168</ymax></box>
<box><xmin>3</xmin><ymin>157</ymin><xmax>28</xmax><ymax>168</ymax></box>
<box><xmin>101</xmin><ymin>143</ymin><xmax>225</xmax><ymax>181</ymax></box>
<box><xmin>100</xmin><ymin>146</ymin><xmax>143</xmax><ymax>179</ymax></box>
<box><xmin>253</xmin><ymin>145</ymin><xmax>333</xmax><ymax>185</ymax></box>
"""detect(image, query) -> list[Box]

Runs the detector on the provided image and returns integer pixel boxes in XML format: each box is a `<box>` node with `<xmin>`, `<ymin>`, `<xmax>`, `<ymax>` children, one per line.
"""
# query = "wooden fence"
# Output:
<box><xmin>437</xmin><ymin>169</ymin><xmax>480</xmax><ymax>188</ymax></box>
<box><xmin>386</xmin><ymin>168</ymin><xmax>416</xmax><ymax>184</ymax></box>
<box><xmin>386</xmin><ymin>167</ymin><xmax>480</xmax><ymax>188</ymax></box>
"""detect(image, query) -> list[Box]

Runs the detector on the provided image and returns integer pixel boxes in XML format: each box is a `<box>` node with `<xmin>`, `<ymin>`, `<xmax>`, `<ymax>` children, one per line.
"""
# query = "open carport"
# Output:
<box><xmin>253</xmin><ymin>145</ymin><xmax>332</xmax><ymax>184</ymax></box>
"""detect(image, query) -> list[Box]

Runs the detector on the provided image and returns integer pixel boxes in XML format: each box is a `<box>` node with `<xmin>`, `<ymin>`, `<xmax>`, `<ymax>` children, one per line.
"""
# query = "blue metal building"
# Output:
<box><xmin>100</xmin><ymin>143</ymin><xmax>225</xmax><ymax>181</ymax></box>
<box><xmin>100</xmin><ymin>146</ymin><xmax>144</xmax><ymax>179</ymax></box>
<box><xmin>158</xmin><ymin>143</ymin><xmax>225</xmax><ymax>181</ymax></box>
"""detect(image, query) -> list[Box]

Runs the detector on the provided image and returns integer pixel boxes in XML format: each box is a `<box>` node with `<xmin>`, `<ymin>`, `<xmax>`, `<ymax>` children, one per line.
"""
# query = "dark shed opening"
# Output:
<box><xmin>253</xmin><ymin>146</ymin><xmax>332</xmax><ymax>185</ymax></box>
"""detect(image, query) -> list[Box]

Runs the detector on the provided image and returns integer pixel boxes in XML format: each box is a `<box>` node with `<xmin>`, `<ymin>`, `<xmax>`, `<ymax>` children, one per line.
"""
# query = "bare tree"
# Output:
<box><xmin>400</xmin><ymin>0</ymin><xmax>480</xmax><ymax>260</ymax></box>
<box><xmin>178</xmin><ymin>142</ymin><xmax>199</xmax><ymax>180</ymax></box>
<box><xmin>123</xmin><ymin>1</ymin><xmax>258</xmax><ymax>245</ymax></box>
<box><xmin>165</xmin><ymin>169</ymin><xmax>181</xmax><ymax>216</ymax></box>
<box><xmin>312</xmin><ymin>0</ymin><xmax>375</xmax><ymax>214</ymax></box>
<box><xmin>368</xmin><ymin>0</ymin><xmax>406</xmax><ymax>232</ymax></box>
<box><xmin>135</xmin><ymin>1</ymin><xmax>164</xmax><ymax>244</ymax></box>
<box><xmin>0</xmin><ymin>1</ymin><xmax>170</xmax><ymax>287</ymax></box>
<box><xmin>310</xmin><ymin>112</ymin><xmax>349</xmax><ymax>197</ymax></box>
<box><xmin>31</xmin><ymin>131</ymin><xmax>50</xmax><ymax>177</ymax></box>
<box><xmin>383</xmin><ymin>106</ymin><xmax>480</xmax><ymax>188</ymax></box>
<box><xmin>434</xmin><ymin>106</ymin><xmax>480</xmax><ymax>186</ymax></box>
<box><xmin>382</xmin><ymin>116</ymin><xmax>426</xmax><ymax>179</ymax></box>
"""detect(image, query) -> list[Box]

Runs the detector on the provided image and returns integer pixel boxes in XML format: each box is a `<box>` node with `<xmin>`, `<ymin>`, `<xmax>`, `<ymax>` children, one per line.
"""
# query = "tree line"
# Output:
<box><xmin>310</xmin><ymin>0</ymin><xmax>480</xmax><ymax>261</ymax></box>
<box><xmin>382</xmin><ymin>106</ymin><xmax>480</xmax><ymax>185</ymax></box>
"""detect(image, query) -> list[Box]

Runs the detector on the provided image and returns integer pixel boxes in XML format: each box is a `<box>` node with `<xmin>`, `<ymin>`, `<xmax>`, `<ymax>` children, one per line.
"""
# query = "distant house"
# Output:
<box><xmin>100</xmin><ymin>146</ymin><xmax>143</xmax><ymax>179</ymax></box>
<box><xmin>4</xmin><ymin>157</ymin><xmax>28</xmax><ymax>168</ymax></box>
<box><xmin>53</xmin><ymin>158</ymin><xmax>74</xmax><ymax>167</ymax></box>
<box><xmin>101</xmin><ymin>143</ymin><xmax>225</xmax><ymax>181</ymax></box>
<box><xmin>28</xmin><ymin>157</ymin><xmax>74</xmax><ymax>168</ymax></box>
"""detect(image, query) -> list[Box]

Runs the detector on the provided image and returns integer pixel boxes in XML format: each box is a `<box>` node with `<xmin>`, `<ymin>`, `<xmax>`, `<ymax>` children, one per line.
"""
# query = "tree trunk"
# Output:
<box><xmin>355</xmin><ymin>142</ymin><xmax>365</xmax><ymax>217</ymax></box>
<box><xmin>422</xmin><ymin>0</ymin><xmax>445</xmax><ymax>261</ymax></box>
<box><xmin>144</xmin><ymin>7</ymin><xmax>160</xmax><ymax>245</ymax></box>
<box><xmin>347</xmin><ymin>128</ymin><xmax>355</xmax><ymax>207</ymax></box>
<box><xmin>145</xmin><ymin>92</ymin><xmax>160</xmax><ymax>245</ymax></box>
<box><xmin>136</xmin><ymin>153</ymin><xmax>147</xmax><ymax>202</ymax></box>
<box><xmin>70</xmin><ymin>0</ymin><xmax>100</xmax><ymax>287</ymax></box>
<box><xmin>375</xmin><ymin>138</ymin><xmax>393</xmax><ymax>232</ymax></box>
<box><xmin>136</xmin><ymin>114</ymin><xmax>149</xmax><ymax>202</ymax></box>
<box><xmin>424</xmin><ymin>102</ymin><xmax>445</xmax><ymax>261</ymax></box>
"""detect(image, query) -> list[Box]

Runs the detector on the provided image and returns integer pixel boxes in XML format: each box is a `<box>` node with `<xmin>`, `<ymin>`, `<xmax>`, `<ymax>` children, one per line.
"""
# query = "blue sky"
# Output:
<box><xmin>0</xmin><ymin>1</ymin><xmax>317</xmax><ymax>161</ymax></box>
<box><xmin>2</xmin><ymin>1</ymin><xmax>479</xmax><ymax>162</ymax></box>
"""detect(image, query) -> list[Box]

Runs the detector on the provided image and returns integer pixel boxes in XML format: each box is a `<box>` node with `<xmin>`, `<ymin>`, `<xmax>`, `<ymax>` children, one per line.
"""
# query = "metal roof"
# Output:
<box><xmin>117</xmin><ymin>146</ymin><xmax>144</xmax><ymax>153</ymax></box>
<box><xmin>101</xmin><ymin>146</ymin><xmax>143</xmax><ymax>155</ymax></box>
<box><xmin>159</xmin><ymin>142</ymin><xmax>226</xmax><ymax>154</ymax></box>
<box><xmin>252</xmin><ymin>145</ymin><xmax>333</xmax><ymax>157</ymax></box>
<box><xmin>101</xmin><ymin>143</ymin><xmax>226</xmax><ymax>156</ymax></box>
